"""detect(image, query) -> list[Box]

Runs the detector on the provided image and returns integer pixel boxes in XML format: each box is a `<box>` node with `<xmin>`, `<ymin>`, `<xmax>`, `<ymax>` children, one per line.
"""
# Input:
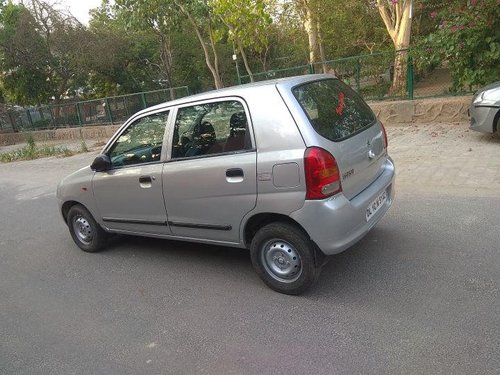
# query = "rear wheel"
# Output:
<box><xmin>67</xmin><ymin>204</ymin><xmax>107</xmax><ymax>252</ymax></box>
<box><xmin>250</xmin><ymin>222</ymin><xmax>320</xmax><ymax>295</ymax></box>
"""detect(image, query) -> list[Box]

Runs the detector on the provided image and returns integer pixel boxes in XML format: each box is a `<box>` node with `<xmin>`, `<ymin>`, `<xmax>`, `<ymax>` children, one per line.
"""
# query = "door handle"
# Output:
<box><xmin>139</xmin><ymin>175</ymin><xmax>156</xmax><ymax>188</ymax></box>
<box><xmin>225</xmin><ymin>168</ymin><xmax>244</xmax><ymax>184</ymax></box>
<box><xmin>139</xmin><ymin>176</ymin><xmax>152</xmax><ymax>183</ymax></box>
<box><xmin>226</xmin><ymin>168</ymin><xmax>244</xmax><ymax>178</ymax></box>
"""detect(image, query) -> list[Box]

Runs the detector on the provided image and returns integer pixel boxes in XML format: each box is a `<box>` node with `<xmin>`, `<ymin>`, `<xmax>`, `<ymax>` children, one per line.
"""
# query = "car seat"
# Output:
<box><xmin>185</xmin><ymin>121</ymin><xmax>217</xmax><ymax>157</ymax></box>
<box><xmin>224</xmin><ymin>112</ymin><xmax>247</xmax><ymax>152</ymax></box>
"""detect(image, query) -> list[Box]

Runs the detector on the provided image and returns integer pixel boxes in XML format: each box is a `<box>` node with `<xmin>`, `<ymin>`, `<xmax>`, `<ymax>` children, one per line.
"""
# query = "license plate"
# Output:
<box><xmin>366</xmin><ymin>190</ymin><xmax>387</xmax><ymax>221</ymax></box>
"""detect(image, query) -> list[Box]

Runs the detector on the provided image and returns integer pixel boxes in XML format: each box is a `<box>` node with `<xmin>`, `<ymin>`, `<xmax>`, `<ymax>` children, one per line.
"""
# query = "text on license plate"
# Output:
<box><xmin>366</xmin><ymin>190</ymin><xmax>387</xmax><ymax>221</ymax></box>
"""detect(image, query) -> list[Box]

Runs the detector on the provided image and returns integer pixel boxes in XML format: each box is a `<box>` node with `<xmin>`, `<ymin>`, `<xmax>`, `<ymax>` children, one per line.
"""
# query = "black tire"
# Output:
<box><xmin>250</xmin><ymin>222</ymin><xmax>320</xmax><ymax>295</ymax></box>
<box><xmin>495</xmin><ymin>111</ymin><xmax>500</xmax><ymax>136</ymax></box>
<box><xmin>67</xmin><ymin>204</ymin><xmax>108</xmax><ymax>252</ymax></box>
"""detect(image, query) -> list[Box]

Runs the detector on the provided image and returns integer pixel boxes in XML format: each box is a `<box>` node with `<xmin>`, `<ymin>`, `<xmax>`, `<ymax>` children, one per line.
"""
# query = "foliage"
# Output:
<box><xmin>416</xmin><ymin>0</ymin><xmax>500</xmax><ymax>91</ymax></box>
<box><xmin>211</xmin><ymin>0</ymin><xmax>271</xmax><ymax>52</ymax></box>
<box><xmin>86</xmin><ymin>13</ymin><xmax>164</xmax><ymax>97</ymax></box>
<box><xmin>0</xmin><ymin>141</ymin><xmax>73</xmax><ymax>162</ymax></box>
<box><xmin>114</xmin><ymin>0</ymin><xmax>225</xmax><ymax>89</ymax></box>
<box><xmin>211</xmin><ymin>0</ymin><xmax>272</xmax><ymax>78</ymax></box>
<box><xmin>259</xmin><ymin>1</ymin><xmax>308</xmax><ymax>70</ymax></box>
<box><xmin>0</xmin><ymin>1</ymin><xmax>93</xmax><ymax>104</ymax></box>
<box><xmin>0</xmin><ymin>0</ymin><xmax>498</xmax><ymax>107</ymax></box>
<box><xmin>25</xmin><ymin>133</ymin><xmax>35</xmax><ymax>149</ymax></box>
<box><xmin>0</xmin><ymin>2</ymin><xmax>51</xmax><ymax>104</ymax></box>
<box><xmin>319</xmin><ymin>0</ymin><xmax>389</xmax><ymax>57</ymax></box>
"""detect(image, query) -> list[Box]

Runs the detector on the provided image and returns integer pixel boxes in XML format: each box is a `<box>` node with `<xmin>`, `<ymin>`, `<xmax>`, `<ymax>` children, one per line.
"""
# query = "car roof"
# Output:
<box><xmin>139</xmin><ymin>74</ymin><xmax>335</xmax><ymax>114</ymax></box>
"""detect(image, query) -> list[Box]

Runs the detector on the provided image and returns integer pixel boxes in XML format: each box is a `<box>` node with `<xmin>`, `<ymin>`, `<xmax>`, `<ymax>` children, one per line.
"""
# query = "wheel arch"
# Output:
<box><xmin>61</xmin><ymin>200</ymin><xmax>84</xmax><ymax>223</ymax></box>
<box><xmin>243</xmin><ymin>213</ymin><xmax>304</xmax><ymax>247</ymax></box>
<box><xmin>243</xmin><ymin>213</ymin><xmax>326</xmax><ymax>266</ymax></box>
<box><xmin>494</xmin><ymin>109</ymin><xmax>500</xmax><ymax>133</ymax></box>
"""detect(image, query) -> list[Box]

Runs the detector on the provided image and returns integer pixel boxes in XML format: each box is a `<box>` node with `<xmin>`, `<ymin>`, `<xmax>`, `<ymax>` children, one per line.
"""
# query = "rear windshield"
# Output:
<box><xmin>292</xmin><ymin>79</ymin><xmax>375</xmax><ymax>141</ymax></box>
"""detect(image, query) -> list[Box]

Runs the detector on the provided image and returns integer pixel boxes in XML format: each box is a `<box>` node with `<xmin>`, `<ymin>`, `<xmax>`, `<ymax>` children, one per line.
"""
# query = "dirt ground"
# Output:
<box><xmin>1</xmin><ymin>120</ymin><xmax>499</xmax><ymax>199</ymax></box>
<box><xmin>414</xmin><ymin>67</ymin><xmax>454</xmax><ymax>98</ymax></box>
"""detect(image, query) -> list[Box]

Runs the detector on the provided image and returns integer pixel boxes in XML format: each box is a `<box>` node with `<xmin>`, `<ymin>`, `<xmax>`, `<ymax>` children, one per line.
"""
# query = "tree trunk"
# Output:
<box><xmin>377</xmin><ymin>0</ymin><xmax>412</xmax><ymax>96</ymax></box>
<box><xmin>259</xmin><ymin>43</ymin><xmax>270</xmax><ymax>72</ymax></box>
<box><xmin>302</xmin><ymin>3</ymin><xmax>319</xmax><ymax>65</ymax></box>
<box><xmin>237</xmin><ymin>40</ymin><xmax>254</xmax><ymax>82</ymax></box>
<box><xmin>391</xmin><ymin>49</ymin><xmax>407</xmax><ymax>96</ymax></box>
<box><xmin>299</xmin><ymin>0</ymin><xmax>326</xmax><ymax>72</ymax></box>
<box><xmin>159</xmin><ymin>32</ymin><xmax>175</xmax><ymax>99</ymax></box>
<box><xmin>317</xmin><ymin>22</ymin><xmax>327</xmax><ymax>73</ymax></box>
<box><xmin>208</xmin><ymin>23</ymin><xmax>223</xmax><ymax>89</ymax></box>
<box><xmin>175</xmin><ymin>1</ymin><xmax>223</xmax><ymax>89</ymax></box>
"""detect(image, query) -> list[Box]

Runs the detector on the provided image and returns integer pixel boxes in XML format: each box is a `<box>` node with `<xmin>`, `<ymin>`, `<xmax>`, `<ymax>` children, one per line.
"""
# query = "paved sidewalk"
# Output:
<box><xmin>388</xmin><ymin>122</ymin><xmax>500</xmax><ymax>197</ymax></box>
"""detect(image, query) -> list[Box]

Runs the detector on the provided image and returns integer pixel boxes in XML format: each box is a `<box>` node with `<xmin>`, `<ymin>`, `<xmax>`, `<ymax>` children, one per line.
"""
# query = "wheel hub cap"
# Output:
<box><xmin>73</xmin><ymin>216</ymin><xmax>92</xmax><ymax>244</ymax></box>
<box><xmin>262</xmin><ymin>240</ymin><xmax>302</xmax><ymax>282</ymax></box>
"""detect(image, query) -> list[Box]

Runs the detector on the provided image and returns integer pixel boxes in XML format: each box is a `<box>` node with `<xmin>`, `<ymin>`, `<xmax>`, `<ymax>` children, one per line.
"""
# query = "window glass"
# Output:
<box><xmin>108</xmin><ymin>112</ymin><xmax>169</xmax><ymax>167</ymax></box>
<box><xmin>172</xmin><ymin>101</ymin><xmax>250</xmax><ymax>159</ymax></box>
<box><xmin>293</xmin><ymin>79</ymin><xmax>375</xmax><ymax>141</ymax></box>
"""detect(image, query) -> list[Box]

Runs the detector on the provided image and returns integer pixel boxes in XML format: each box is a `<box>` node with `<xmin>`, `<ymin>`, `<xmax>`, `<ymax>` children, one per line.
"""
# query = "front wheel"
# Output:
<box><xmin>250</xmin><ymin>222</ymin><xmax>321</xmax><ymax>295</ymax></box>
<box><xmin>67</xmin><ymin>204</ymin><xmax>108</xmax><ymax>252</ymax></box>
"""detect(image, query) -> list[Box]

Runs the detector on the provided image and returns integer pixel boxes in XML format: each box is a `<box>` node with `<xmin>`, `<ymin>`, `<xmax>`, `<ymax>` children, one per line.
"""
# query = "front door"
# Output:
<box><xmin>92</xmin><ymin>110</ymin><xmax>171</xmax><ymax>235</ymax></box>
<box><xmin>162</xmin><ymin>99</ymin><xmax>257</xmax><ymax>244</ymax></box>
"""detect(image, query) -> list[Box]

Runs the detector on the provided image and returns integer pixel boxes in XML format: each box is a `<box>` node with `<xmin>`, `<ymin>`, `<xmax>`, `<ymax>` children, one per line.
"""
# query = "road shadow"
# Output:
<box><xmin>99</xmin><ymin>225</ymin><xmax>412</xmax><ymax>300</ymax></box>
<box><xmin>104</xmin><ymin>233</ymin><xmax>252</xmax><ymax>270</ymax></box>
<box><xmin>474</xmin><ymin>132</ymin><xmax>500</xmax><ymax>144</ymax></box>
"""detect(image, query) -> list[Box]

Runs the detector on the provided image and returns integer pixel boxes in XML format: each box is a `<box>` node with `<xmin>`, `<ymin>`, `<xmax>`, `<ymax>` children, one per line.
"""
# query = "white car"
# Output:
<box><xmin>470</xmin><ymin>81</ymin><xmax>500</xmax><ymax>135</ymax></box>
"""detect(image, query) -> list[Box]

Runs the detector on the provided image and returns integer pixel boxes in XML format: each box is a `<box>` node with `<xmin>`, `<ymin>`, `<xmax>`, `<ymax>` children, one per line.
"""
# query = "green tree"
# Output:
<box><xmin>0</xmin><ymin>0</ymin><xmax>94</xmax><ymax>104</ymax></box>
<box><xmin>112</xmin><ymin>0</ymin><xmax>180</xmax><ymax>92</ymax></box>
<box><xmin>26</xmin><ymin>0</ymin><xmax>91</xmax><ymax>102</ymax></box>
<box><xmin>319</xmin><ymin>0</ymin><xmax>389</xmax><ymax>57</ymax></box>
<box><xmin>87</xmin><ymin>2</ymin><xmax>165</xmax><ymax>97</ymax></box>
<box><xmin>211</xmin><ymin>0</ymin><xmax>271</xmax><ymax>81</ymax></box>
<box><xmin>265</xmin><ymin>1</ymin><xmax>309</xmax><ymax>70</ymax></box>
<box><xmin>0</xmin><ymin>2</ymin><xmax>50</xmax><ymax>104</ymax></box>
<box><xmin>293</xmin><ymin>0</ymin><xmax>326</xmax><ymax>67</ymax></box>
<box><xmin>174</xmin><ymin>0</ymin><xmax>224</xmax><ymax>88</ymax></box>
<box><xmin>418</xmin><ymin>0</ymin><xmax>500</xmax><ymax>91</ymax></box>
<box><xmin>115</xmin><ymin>0</ymin><xmax>224</xmax><ymax>89</ymax></box>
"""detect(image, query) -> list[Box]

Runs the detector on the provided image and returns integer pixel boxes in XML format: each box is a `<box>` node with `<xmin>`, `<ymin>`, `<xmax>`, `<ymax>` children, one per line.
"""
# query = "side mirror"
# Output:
<box><xmin>90</xmin><ymin>154</ymin><xmax>111</xmax><ymax>172</ymax></box>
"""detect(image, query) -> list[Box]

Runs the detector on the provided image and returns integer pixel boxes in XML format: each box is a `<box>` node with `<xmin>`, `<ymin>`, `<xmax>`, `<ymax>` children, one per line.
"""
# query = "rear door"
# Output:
<box><xmin>162</xmin><ymin>99</ymin><xmax>257</xmax><ymax>244</ymax></box>
<box><xmin>290</xmin><ymin>79</ymin><xmax>387</xmax><ymax>199</ymax></box>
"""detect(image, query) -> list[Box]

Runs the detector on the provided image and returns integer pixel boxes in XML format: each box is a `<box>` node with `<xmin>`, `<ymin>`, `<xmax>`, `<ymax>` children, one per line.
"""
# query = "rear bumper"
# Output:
<box><xmin>290</xmin><ymin>158</ymin><xmax>395</xmax><ymax>255</ymax></box>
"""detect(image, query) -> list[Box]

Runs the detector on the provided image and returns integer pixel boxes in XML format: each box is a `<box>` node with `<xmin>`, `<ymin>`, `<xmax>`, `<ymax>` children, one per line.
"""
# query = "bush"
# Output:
<box><xmin>417</xmin><ymin>0</ymin><xmax>500</xmax><ymax>91</ymax></box>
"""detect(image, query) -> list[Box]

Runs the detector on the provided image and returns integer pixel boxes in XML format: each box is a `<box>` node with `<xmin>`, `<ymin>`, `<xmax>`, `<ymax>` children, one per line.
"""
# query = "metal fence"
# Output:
<box><xmin>0</xmin><ymin>86</ymin><xmax>190</xmax><ymax>133</ymax></box>
<box><xmin>239</xmin><ymin>50</ymin><xmax>470</xmax><ymax>101</ymax></box>
<box><xmin>0</xmin><ymin>51</ymin><xmax>473</xmax><ymax>134</ymax></box>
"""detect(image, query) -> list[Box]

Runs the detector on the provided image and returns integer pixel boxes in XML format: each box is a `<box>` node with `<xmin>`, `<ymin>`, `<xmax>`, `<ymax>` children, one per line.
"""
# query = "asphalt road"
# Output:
<box><xmin>1</xmin><ymin>151</ymin><xmax>499</xmax><ymax>374</ymax></box>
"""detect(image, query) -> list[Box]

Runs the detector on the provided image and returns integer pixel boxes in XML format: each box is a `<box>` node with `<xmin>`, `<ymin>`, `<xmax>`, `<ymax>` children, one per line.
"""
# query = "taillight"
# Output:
<box><xmin>304</xmin><ymin>147</ymin><xmax>342</xmax><ymax>200</ymax></box>
<box><xmin>380</xmin><ymin>121</ymin><xmax>388</xmax><ymax>150</ymax></box>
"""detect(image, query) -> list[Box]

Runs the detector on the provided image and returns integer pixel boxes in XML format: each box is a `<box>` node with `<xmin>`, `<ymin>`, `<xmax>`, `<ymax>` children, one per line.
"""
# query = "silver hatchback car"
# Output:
<box><xmin>57</xmin><ymin>75</ymin><xmax>395</xmax><ymax>294</ymax></box>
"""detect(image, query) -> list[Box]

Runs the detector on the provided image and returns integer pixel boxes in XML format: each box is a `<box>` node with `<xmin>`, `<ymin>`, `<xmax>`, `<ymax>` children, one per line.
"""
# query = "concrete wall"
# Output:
<box><xmin>0</xmin><ymin>96</ymin><xmax>471</xmax><ymax>146</ymax></box>
<box><xmin>0</xmin><ymin>124</ymin><xmax>121</xmax><ymax>146</ymax></box>
<box><xmin>369</xmin><ymin>96</ymin><xmax>470</xmax><ymax>125</ymax></box>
